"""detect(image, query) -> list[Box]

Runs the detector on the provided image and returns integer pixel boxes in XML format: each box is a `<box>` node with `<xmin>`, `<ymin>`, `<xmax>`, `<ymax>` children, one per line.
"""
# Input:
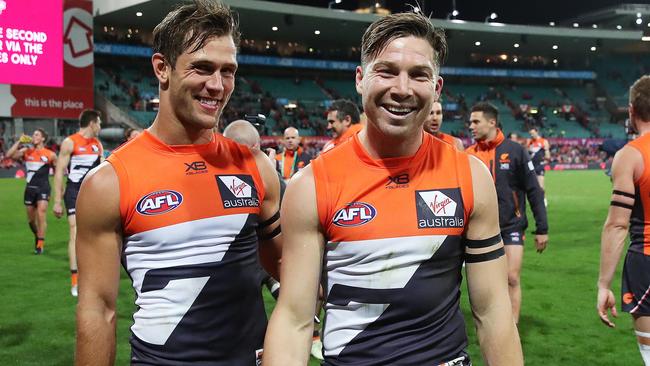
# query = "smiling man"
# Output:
<box><xmin>264</xmin><ymin>11</ymin><xmax>522</xmax><ymax>366</ymax></box>
<box><xmin>74</xmin><ymin>1</ymin><xmax>282</xmax><ymax>365</ymax></box>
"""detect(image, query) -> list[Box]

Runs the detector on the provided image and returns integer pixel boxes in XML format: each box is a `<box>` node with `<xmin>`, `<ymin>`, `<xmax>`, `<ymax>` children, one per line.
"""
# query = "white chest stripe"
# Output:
<box><xmin>323</xmin><ymin>234</ymin><xmax>446</xmax><ymax>357</ymax></box>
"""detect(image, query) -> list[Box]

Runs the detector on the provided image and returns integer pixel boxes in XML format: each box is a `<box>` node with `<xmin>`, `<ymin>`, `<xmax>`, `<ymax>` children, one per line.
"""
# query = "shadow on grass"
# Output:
<box><xmin>518</xmin><ymin>314</ymin><xmax>550</xmax><ymax>338</ymax></box>
<box><xmin>0</xmin><ymin>322</ymin><xmax>32</xmax><ymax>348</ymax></box>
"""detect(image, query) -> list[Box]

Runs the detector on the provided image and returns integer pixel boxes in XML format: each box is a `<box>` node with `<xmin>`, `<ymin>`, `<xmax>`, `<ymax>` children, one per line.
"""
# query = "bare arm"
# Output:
<box><xmin>597</xmin><ymin>147</ymin><xmax>639</xmax><ymax>327</ymax></box>
<box><xmin>53</xmin><ymin>138</ymin><xmax>74</xmax><ymax>218</ymax></box>
<box><xmin>75</xmin><ymin>162</ymin><xmax>122</xmax><ymax>365</ymax></box>
<box><xmin>263</xmin><ymin>165</ymin><xmax>324</xmax><ymax>366</ymax></box>
<box><xmin>253</xmin><ymin>148</ymin><xmax>282</xmax><ymax>280</ymax></box>
<box><xmin>544</xmin><ymin>140</ymin><xmax>551</xmax><ymax>161</ymax></box>
<box><xmin>454</xmin><ymin>137</ymin><xmax>464</xmax><ymax>151</ymax></box>
<box><xmin>6</xmin><ymin>139</ymin><xmax>27</xmax><ymax>160</ymax></box>
<box><xmin>465</xmin><ymin>156</ymin><xmax>523</xmax><ymax>365</ymax></box>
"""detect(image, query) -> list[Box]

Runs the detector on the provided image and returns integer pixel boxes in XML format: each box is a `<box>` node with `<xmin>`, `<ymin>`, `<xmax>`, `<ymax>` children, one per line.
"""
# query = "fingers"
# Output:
<box><xmin>598</xmin><ymin>309</ymin><xmax>616</xmax><ymax>328</ymax></box>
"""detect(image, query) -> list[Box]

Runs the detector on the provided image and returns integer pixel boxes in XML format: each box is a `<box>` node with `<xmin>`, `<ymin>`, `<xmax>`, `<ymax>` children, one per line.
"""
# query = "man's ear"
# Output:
<box><xmin>434</xmin><ymin>76</ymin><xmax>444</xmax><ymax>101</ymax></box>
<box><xmin>152</xmin><ymin>53</ymin><xmax>170</xmax><ymax>86</ymax></box>
<box><xmin>355</xmin><ymin>65</ymin><xmax>364</xmax><ymax>96</ymax></box>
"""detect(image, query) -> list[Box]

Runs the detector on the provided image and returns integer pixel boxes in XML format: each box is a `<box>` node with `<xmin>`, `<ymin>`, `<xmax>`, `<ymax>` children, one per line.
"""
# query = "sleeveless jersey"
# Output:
<box><xmin>107</xmin><ymin>131</ymin><xmax>267</xmax><ymax>365</ymax></box>
<box><xmin>67</xmin><ymin>133</ymin><xmax>103</xmax><ymax>185</ymax></box>
<box><xmin>312</xmin><ymin>133</ymin><xmax>474</xmax><ymax>365</ymax></box>
<box><xmin>627</xmin><ymin>133</ymin><xmax>650</xmax><ymax>255</ymax></box>
<box><xmin>435</xmin><ymin>132</ymin><xmax>459</xmax><ymax>149</ymax></box>
<box><xmin>527</xmin><ymin>137</ymin><xmax>547</xmax><ymax>166</ymax></box>
<box><xmin>23</xmin><ymin>147</ymin><xmax>55</xmax><ymax>186</ymax></box>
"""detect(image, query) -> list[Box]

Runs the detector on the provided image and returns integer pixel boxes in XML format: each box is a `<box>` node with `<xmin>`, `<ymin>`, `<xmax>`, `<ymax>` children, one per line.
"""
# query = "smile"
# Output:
<box><xmin>382</xmin><ymin>105</ymin><xmax>416</xmax><ymax>117</ymax></box>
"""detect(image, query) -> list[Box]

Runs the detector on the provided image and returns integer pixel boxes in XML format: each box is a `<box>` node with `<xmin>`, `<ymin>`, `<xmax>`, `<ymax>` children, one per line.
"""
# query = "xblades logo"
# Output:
<box><xmin>185</xmin><ymin>161</ymin><xmax>207</xmax><ymax>175</ymax></box>
<box><xmin>386</xmin><ymin>173</ymin><xmax>409</xmax><ymax>189</ymax></box>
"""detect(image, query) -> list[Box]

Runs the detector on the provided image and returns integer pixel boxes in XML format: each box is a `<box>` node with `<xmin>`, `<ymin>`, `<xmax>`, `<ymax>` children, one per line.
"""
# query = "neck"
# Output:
<box><xmin>485</xmin><ymin>128</ymin><xmax>498</xmax><ymax>142</ymax></box>
<box><xmin>359</xmin><ymin>124</ymin><xmax>422</xmax><ymax>159</ymax></box>
<box><xmin>79</xmin><ymin>127</ymin><xmax>94</xmax><ymax>139</ymax></box>
<box><xmin>149</xmin><ymin>114</ymin><xmax>214</xmax><ymax>145</ymax></box>
<box><xmin>636</xmin><ymin>120</ymin><xmax>650</xmax><ymax>136</ymax></box>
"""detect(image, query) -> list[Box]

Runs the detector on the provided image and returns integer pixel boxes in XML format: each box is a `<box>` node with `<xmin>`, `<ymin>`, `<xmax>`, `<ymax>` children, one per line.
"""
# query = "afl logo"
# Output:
<box><xmin>136</xmin><ymin>190</ymin><xmax>183</xmax><ymax>216</ymax></box>
<box><xmin>332</xmin><ymin>202</ymin><xmax>377</xmax><ymax>227</ymax></box>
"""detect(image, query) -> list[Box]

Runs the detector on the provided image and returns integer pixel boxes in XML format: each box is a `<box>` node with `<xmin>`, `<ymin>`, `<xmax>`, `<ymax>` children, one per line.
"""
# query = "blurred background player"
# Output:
<box><xmin>527</xmin><ymin>127</ymin><xmax>550</xmax><ymax>205</ymax></box>
<box><xmin>265</xmin><ymin>11</ymin><xmax>522</xmax><ymax>366</ymax></box>
<box><xmin>276</xmin><ymin>126</ymin><xmax>312</xmax><ymax>180</ymax></box>
<box><xmin>424</xmin><ymin>100</ymin><xmax>464</xmax><ymax>150</ymax></box>
<box><xmin>74</xmin><ymin>2</ymin><xmax>282</xmax><ymax>364</ymax></box>
<box><xmin>598</xmin><ymin>75</ymin><xmax>650</xmax><ymax>365</ymax></box>
<box><xmin>6</xmin><ymin>129</ymin><xmax>57</xmax><ymax>254</ymax></box>
<box><xmin>467</xmin><ymin>102</ymin><xmax>548</xmax><ymax>324</ymax></box>
<box><xmin>322</xmin><ymin>99</ymin><xmax>363</xmax><ymax>153</ymax></box>
<box><xmin>52</xmin><ymin>109</ymin><xmax>103</xmax><ymax>297</ymax></box>
<box><xmin>124</xmin><ymin>127</ymin><xmax>142</xmax><ymax>142</ymax></box>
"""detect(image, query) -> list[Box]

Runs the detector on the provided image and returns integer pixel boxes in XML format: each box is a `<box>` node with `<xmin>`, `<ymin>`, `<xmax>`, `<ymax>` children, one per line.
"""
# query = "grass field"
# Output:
<box><xmin>0</xmin><ymin>170</ymin><xmax>642</xmax><ymax>365</ymax></box>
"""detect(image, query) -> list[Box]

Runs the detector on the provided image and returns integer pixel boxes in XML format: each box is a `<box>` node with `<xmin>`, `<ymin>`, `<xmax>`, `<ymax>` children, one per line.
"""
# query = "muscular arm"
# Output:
<box><xmin>263</xmin><ymin>165</ymin><xmax>324</xmax><ymax>366</ymax></box>
<box><xmin>6</xmin><ymin>140</ymin><xmax>26</xmax><ymax>160</ymax></box>
<box><xmin>543</xmin><ymin>140</ymin><xmax>551</xmax><ymax>161</ymax></box>
<box><xmin>465</xmin><ymin>156</ymin><xmax>523</xmax><ymax>365</ymax></box>
<box><xmin>75</xmin><ymin>162</ymin><xmax>122</xmax><ymax>365</ymax></box>
<box><xmin>53</xmin><ymin>138</ymin><xmax>74</xmax><ymax>217</ymax></box>
<box><xmin>597</xmin><ymin>146</ymin><xmax>640</xmax><ymax>327</ymax></box>
<box><xmin>253</xmin><ymin>149</ymin><xmax>282</xmax><ymax>280</ymax></box>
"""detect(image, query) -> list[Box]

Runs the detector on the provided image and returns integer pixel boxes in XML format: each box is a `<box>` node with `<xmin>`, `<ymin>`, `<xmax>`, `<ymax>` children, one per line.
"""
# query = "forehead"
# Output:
<box><xmin>369</xmin><ymin>36</ymin><xmax>434</xmax><ymax>70</ymax></box>
<box><xmin>432</xmin><ymin>102</ymin><xmax>442</xmax><ymax>112</ymax></box>
<box><xmin>470</xmin><ymin>111</ymin><xmax>486</xmax><ymax>121</ymax></box>
<box><xmin>327</xmin><ymin>110</ymin><xmax>340</xmax><ymax>121</ymax></box>
<box><xmin>181</xmin><ymin>35</ymin><xmax>237</xmax><ymax>65</ymax></box>
<box><xmin>284</xmin><ymin>130</ymin><xmax>298</xmax><ymax>137</ymax></box>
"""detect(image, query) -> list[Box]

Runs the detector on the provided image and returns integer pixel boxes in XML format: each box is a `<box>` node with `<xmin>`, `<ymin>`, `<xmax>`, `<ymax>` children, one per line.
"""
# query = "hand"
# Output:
<box><xmin>534</xmin><ymin>234</ymin><xmax>548</xmax><ymax>253</ymax></box>
<box><xmin>597</xmin><ymin>287</ymin><xmax>617</xmax><ymax>328</ymax></box>
<box><xmin>265</xmin><ymin>148</ymin><xmax>276</xmax><ymax>161</ymax></box>
<box><xmin>53</xmin><ymin>202</ymin><xmax>64</xmax><ymax>218</ymax></box>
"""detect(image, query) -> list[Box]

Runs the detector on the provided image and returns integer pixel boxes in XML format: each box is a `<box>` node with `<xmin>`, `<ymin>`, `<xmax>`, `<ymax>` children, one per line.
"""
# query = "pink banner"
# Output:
<box><xmin>0</xmin><ymin>0</ymin><xmax>63</xmax><ymax>87</ymax></box>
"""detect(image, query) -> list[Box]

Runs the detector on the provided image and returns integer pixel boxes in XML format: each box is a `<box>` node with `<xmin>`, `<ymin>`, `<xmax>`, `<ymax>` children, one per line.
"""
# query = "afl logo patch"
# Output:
<box><xmin>136</xmin><ymin>190</ymin><xmax>183</xmax><ymax>216</ymax></box>
<box><xmin>332</xmin><ymin>202</ymin><xmax>376</xmax><ymax>227</ymax></box>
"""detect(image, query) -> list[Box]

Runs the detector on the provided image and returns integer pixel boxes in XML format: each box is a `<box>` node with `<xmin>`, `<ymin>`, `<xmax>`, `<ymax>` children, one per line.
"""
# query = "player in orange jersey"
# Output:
<box><xmin>424</xmin><ymin>100</ymin><xmax>464</xmax><ymax>150</ymax></box>
<box><xmin>598</xmin><ymin>75</ymin><xmax>650</xmax><ymax>365</ymax></box>
<box><xmin>526</xmin><ymin>127</ymin><xmax>550</xmax><ymax>189</ymax></box>
<box><xmin>53</xmin><ymin>109</ymin><xmax>103</xmax><ymax>297</ymax></box>
<box><xmin>322</xmin><ymin>99</ymin><xmax>363</xmax><ymax>153</ymax></box>
<box><xmin>75</xmin><ymin>2</ymin><xmax>282</xmax><ymax>365</ymax></box>
<box><xmin>6</xmin><ymin>129</ymin><xmax>57</xmax><ymax>254</ymax></box>
<box><xmin>264</xmin><ymin>11</ymin><xmax>522</xmax><ymax>366</ymax></box>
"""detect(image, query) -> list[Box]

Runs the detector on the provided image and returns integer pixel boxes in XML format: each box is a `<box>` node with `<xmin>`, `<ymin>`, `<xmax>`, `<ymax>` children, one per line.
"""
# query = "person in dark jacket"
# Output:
<box><xmin>466</xmin><ymin>102</ymin><xmax>549</xmax><ymax>324</ymax></box>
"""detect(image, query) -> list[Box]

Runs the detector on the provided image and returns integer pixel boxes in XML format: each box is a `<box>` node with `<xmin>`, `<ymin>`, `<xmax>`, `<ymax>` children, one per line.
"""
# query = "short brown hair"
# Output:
<box><xmin>79</xmin><ymin>109</ymin><xmax>101</xmax><ymax>128</ymax></box>
<box><xmin>360</xmin><ymin>11</ymin><xmax>447</xmax><ymax>73</ymax></box>
<box><xmin>630</xmin><ymin>75</ymin><xmax>650</xmax><ymax>122</ymax></box>
<box><xmin>153</xmin><ymin>0</ymin><xmax>240</xmax><ymax>69</ymax></box>
<box><xmin>327</xmin><ymin>99</ymin><xmax>360</xmax><ymax>124</ymax></box>
<box><xmin>471</xmin><ymin>102</ymin><xmax>499</xmax><ymax>122</ymax></box>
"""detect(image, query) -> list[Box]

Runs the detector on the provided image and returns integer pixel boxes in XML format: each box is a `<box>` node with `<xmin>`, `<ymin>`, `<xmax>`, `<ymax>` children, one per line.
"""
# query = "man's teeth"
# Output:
<box><xmin>386</xmin><ymin>106</ymin><xmax>414</xmax><ymax>114</ymax></box>
<box><xmin>199</xmin><ymin>98</ymin><xmax>217</xmax><ymax>106</ymax></box>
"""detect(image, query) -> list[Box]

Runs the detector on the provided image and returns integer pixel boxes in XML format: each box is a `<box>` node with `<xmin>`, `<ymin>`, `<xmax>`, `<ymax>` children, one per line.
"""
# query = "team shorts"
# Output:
<box><xmin>534</xmin><ymin>164</ymin><xmax>545</xmax><ymax>176</ymax></box>
<box><xmin>24</xmin><ymin>184</ymin><xmax>50</xmax><ymax>206</ymax></box>
<box><xmin>621</xmin><ymin>251</ymin><xmax>650</xmax><ymax>315</ymax></box>
<box><xmin>64</xmin><ymin>184</ymin><xmax>81</xmax><ymax>216</ymax></box>
<box><xmin>501</xmin><ymin>229</ymin><xmax>525</xmax><ymax>246</ymax></box>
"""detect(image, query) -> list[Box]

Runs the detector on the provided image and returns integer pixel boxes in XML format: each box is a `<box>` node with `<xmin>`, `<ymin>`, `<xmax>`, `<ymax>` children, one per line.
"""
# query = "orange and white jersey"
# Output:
<box><xmin>312</xmin><ymin>133</ymin><xmax>475</xmax><ymax>364</ymax></box>
<box><xmin>67</xmin><ymin>133</ymin><xmax>103</xmax><ymax>184</ymax></box>
<box><xmin>107</xmin><ymin>131</ymin><xmax>268</xmax><ymax>364</ymax></box>
<box><xmin>23</xmin><ymin>147</ymin><xmax>55</xmax><ymax>185</ymax></box>
<box><xmin>527</xmin><ymin>137</ymin><xmax>547</xmax><ymax>164</ymax></box>
<box><xmin>627</xmin><ymin>133</ymin><xmax>650</xmax><ymax>256</ymax></box>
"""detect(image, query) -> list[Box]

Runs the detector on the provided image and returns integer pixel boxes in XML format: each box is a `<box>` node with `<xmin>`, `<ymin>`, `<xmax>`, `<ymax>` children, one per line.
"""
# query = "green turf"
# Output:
<box><xmin>0</xmin><ymin>171</ymin><xmax>641</xmax><ymax>365</ymax></box>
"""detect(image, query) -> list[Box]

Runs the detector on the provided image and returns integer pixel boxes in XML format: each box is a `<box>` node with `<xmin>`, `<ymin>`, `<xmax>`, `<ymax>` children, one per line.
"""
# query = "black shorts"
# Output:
<box><xmin>24</xmin><ymin>185</ymin><xmax>50</xmax><ymax>206</ymax></box>
<box><xmin>534</xmin><ymin>164</ymin><xmax>545</xmax><ymax>176</ymax></box>
<box><xmin>64</xmin><ymin>184</ymin><xmax>81</xmax><ymax>216</ymax></box>
<box><xmin>621</xmin><ymin>251</ymin><xmax>650</xmax><ymax>315</ymax></box>
<box><xmin>501</xmin><ymin>229</ymin><xmax>524</xmax><ymax>245</ymax></box>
